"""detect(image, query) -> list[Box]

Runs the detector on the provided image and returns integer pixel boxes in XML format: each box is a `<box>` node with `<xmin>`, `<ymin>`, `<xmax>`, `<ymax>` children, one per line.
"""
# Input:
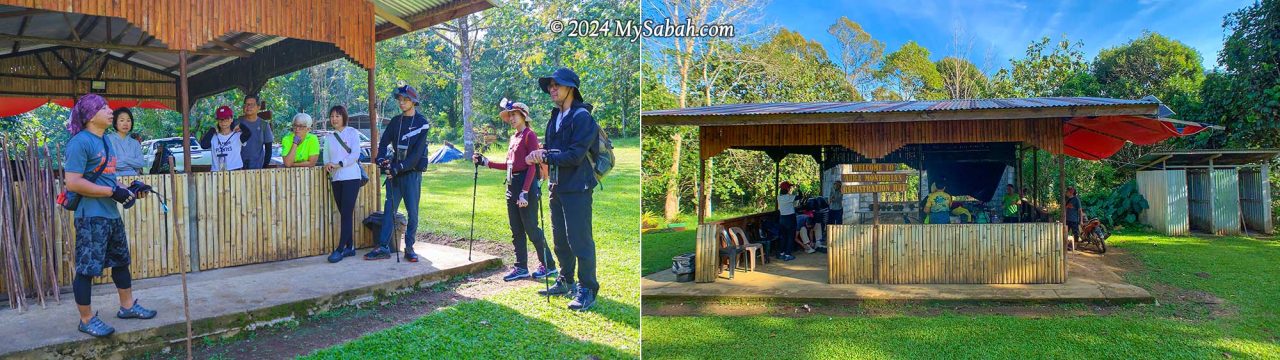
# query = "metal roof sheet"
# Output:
<box><xmin>643</xmin><ymin>97</ymin><xmax>1160</xmax><ymax>117</ymax></box>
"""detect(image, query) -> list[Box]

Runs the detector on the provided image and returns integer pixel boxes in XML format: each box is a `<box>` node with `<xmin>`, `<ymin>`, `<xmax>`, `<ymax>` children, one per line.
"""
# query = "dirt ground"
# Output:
<box><xmin>161</xmin><ymin>233</ymin><xmax>548</xmax><ymax>360</ymax></box>
<box><xmin>642</xmin><ymin>247</ymin><xmax>1232</xmax><ymax>320</ymax></box>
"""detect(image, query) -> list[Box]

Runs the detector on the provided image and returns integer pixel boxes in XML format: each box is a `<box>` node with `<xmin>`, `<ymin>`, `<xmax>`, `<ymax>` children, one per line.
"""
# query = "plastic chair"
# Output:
<box><xmin>730</xmin><ymin>227</ymin><xmax>766</xmax><ymax>271</ymax></box>
<box><xmin>717</xmin><ymin>227</ymin><xmax>741</xmax><ymax>279</ymax></box>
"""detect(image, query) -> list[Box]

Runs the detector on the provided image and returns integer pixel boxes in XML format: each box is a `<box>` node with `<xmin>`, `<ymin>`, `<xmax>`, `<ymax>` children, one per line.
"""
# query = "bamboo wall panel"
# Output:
<box><xmin>699</xmin><ymin>118</ymin><xmax>1064</xmax><ymax>160</ymax></box>
<box><xmin>1</xmin><ymin>165</ymin><xmax>378</xmax><ymax>294</ymax></box>
<box><xmin>827</xmin><ymin>224</ymin><xmax>874</xmax><ymax>284</ymax></box>
<box><xmin>694</xmin><ymin>224</ymin><xmax>720</xmax><ymax>283</ymax></box>
<box><xmin>0</xmin><ymin>0</ymin><xmax>377</xmax><ymax>69</ymax></box>
<box><xmin>824</xmin><ymin>223</ymin><xmax>1065</xmax><ymax>285</ymax></box>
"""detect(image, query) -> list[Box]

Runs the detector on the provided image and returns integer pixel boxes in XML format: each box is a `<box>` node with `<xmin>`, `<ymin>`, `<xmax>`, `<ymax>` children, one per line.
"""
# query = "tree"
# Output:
<box><xmin>1209</xmin><ymin>0</ymin><xmax>1280</xmax><ymax>148</ymax></box>
<box><xmin>1093</xmin><ymin>31</ymin><xmax>1204</xmax><ymax>100</ymax></box>
<box><xmin>936</xmin><ymin>57</ymin><xmax>987</xmax><ymax>99</ymax></box>
<box><xmin>994</xmin><ymin>36</ymin><xmax>1088</xmax><ymax>97</ymax></box>
<box><xmin>828</xmin><ymin>17</ymin><xmax>884</xmax><ymax>100</ymax></box>
<box><xmin>877</xmin><ymin>41</ymin><xmax>944</xmax><ymax>100</ymax></box>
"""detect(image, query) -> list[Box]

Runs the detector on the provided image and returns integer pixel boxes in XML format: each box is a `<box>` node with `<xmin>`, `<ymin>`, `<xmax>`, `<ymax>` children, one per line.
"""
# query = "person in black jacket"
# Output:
<box><xmin>526</xmin><ymin>68</ymin><xmax>600</xmax><ymax>311</ymax></box>
<box><xmin>365</xmin><ymin>85</ymin><xmax>431</xmax><ymax>262</ymax></box>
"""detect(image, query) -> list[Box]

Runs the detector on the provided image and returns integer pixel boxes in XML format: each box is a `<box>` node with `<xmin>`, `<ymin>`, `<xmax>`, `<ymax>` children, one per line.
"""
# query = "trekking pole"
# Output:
<box><xmin>469</xmin><ymin>162</ymin><xmax>479</xmax><ymax>261</ymax></box>
<box><xmin>539</xmin><ymin>195</ymin><xmax>550</xmax><ymax>304</ymax></box>
<box><xmin>164</xmin><ymin>159</ymin><xmax>193</xmax><ymax>360</ymax></box>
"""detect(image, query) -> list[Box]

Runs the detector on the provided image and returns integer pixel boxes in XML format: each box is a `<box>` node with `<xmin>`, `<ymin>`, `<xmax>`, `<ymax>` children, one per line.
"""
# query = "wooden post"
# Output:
<box><xmin>871</xmin><ymin>159</ymin><xmax>880</xmax><ymax>283</ymax></box>
<box><xmin>367</xmin><ymin>66</ymin><xmax>379</xmax><ymax>201</ymax></box>
<box><xmin>1033</xmin><ymin>150</ymin><xmax>1040</xmax><ymax>209</ymax></box>
<box><xmin>1059</xmin><ymin>152</ymin><xmax>1066</xmax><ymax>248</ymax></box>
<box><xmin>774</xmin><ymin>161</ymin><xmax>780</xmax><ymax>208</ymax></box>
<box><xmin>178</xmin><ymin>50</ymin><xmax>199</xmax><ymax>272</ymax></box>
<box><xmin>698</xmin><ymin>157</ymin><xmax>706</xmax><ymax>224</ymax></box>
<box><xmin>1017</xmin><ymin>145</ymin><xmax>1024</xmax><ymax>220</ymax></box>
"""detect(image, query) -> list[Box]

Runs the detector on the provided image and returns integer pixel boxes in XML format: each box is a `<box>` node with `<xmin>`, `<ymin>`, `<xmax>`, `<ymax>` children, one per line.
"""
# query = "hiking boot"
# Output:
<box><xmin>780</xmin><ymin>253</ymin><xmax>796</xmax><ymax>261</ymax></box>
<box><xmin>404</xmin><ymin>249</ymin><xmax>419</xmax><ymax>262</ymax></box>
<box><xmin>341</xmin><ymin>247</ymin><xmax>356</xmax><ymax>258</ymax></box>
<box><xmin>503</xmin><ymin>268</ymin><xmax>531</xmax><ymax>282</ymax></box>
<box><xmin>327</xmin><ymin>248</ymin><xmax>345</xmax><ymax>263</ymax></box>
<box><xmin>532</xmin><ymin>265</ymin><xmax>557</xmax><ymax>279</ymax></box>
<box><xmin>117</xmin><ymin>299</ymin><xmax>157</xmax><ymax>319</ymax></box>
<box><xmin>364</xmin><ymin>247</ymin><xmax>391</xmax><ymax>260</ymax></box>
<box><xmin>78</xmin><ymin>313</ymin><xmax>115</xmax><ymax>337</ymax></box>
<box><xmin>538</xmin><ymin>277</ymin><xmax>576</xmax><ymax>297</ymax></box>
<box><xmin>567</xmin><ymin>286</ymin><xmax>596</xmax><ymax>311</ymax></box>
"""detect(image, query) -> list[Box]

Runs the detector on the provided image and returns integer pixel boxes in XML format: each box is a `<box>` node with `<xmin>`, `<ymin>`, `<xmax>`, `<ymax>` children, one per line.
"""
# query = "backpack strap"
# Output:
<box><xmin>84</xmin><ymin>134</ymin><xmax>112</xmax><ymax>182</ymax></box>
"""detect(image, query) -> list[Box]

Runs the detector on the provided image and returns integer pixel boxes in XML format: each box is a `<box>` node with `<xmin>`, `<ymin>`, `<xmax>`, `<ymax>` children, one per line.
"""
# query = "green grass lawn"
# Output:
<box><xmin>641</xmin><ymin>230</ymin><xmax>1280</xmax><ymax>359</ymax></box>
<box><xmin>303</xmin><ymin>138</ymin><xmax>640</xmax><ymax>359</ymax></box>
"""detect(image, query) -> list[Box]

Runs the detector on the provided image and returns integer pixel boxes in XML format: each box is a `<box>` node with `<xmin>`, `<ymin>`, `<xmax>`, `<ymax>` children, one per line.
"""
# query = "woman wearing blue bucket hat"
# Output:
<box><xmin>526</xmin><ymin>67</ymin><xmax>601</xmax><ymax>311</ymax></box>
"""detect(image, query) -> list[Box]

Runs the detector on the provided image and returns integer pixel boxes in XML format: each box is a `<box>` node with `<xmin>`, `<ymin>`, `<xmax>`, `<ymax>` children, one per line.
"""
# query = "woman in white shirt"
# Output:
<box><xmin>200</xmin><ymin>106</ymin><xmax>250</xmax><ymax>172</ymax></box>
<box><xmin>323</xmin><ymin>105</ymin><xmax>364</xmax><ymax>263</ymax></box>
<box><xmin>776</xmin><ymin>181</ymin><xmax>797</xmax><ymax>261</ymax></box>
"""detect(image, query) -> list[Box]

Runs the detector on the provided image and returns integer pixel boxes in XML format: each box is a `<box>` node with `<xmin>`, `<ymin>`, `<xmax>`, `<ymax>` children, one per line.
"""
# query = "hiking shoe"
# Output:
<box><xmin>503</xmin><ymin>268</ymin><xmax>531</xmax><ymax>282</ymax></box>
<box><xmin>364</xmin><ymin>247</ymin><xmax>391</xmax><ymax>260</ymax></box>
<box><xmin>117</xmin><ymin>299</ymin><xmax>157</xmax><ymax>319</ymax></box>
<box><xmin>538</xmin><ymin>277</ymin><xmax>576</xmax><ymax>297</ymax></box>
<box><xmin>327</xmin><ymin>248</ymin><xmax>345</xmax><ymax>263</ymax></box>
<box><xmin>341</xmin><ymin>247</ymin><xmax>356</xmax><ymax>258</ymax></box>
<box><xmin>567</xmin><ymin>286</ymin><xmax>596</xmax><ymax>311</ymax></box>
<box><xmin>780</xmin><ymin>254</ymin><xmax>796</xmax><ymax>261</ymax></box>
<box><xmin>532</xmin><ymin>266</ymin><xmax>557</xmax><ymax>279</ymax></box>
<box><xmin>78</xmin><ymin>313</ymin><xmax>115</xmax><ymax>337</ymax></box>
<box><xmin>404</xmin><ymin>249</ymin><xmax>419</xmax><ymax>262</ymax></box>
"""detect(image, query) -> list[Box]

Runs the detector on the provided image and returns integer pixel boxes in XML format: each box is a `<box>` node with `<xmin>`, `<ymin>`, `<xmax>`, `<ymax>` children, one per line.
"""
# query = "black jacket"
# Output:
<box><xmin>543</xmin><ymin>100</ymin><xmax>599</xmax><ymax>193</ymax></box>
<box><xmin>376</xmin><ymin>112</ymin><xmax>431</xmax><ymax>174</ymax></box>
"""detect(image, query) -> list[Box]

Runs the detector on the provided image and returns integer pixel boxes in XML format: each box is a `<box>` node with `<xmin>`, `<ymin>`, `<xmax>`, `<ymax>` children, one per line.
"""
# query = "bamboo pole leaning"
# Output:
<box><xmin>0</xmin><ymin>136</ymin><xmax>68</xmax><ymax>311</ymax></box>
<box><xmin>0</xmin><ymin>135</ymin><xmax>28</xmax><ymax>310</ymax></box>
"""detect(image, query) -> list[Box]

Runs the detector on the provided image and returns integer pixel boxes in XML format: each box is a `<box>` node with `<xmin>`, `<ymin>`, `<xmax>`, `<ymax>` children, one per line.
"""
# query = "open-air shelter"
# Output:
<box><xmin>0</xmin><ymin>0</ymin><xmax>493</xmax><ymax>299</ymax></box>
<box><xmin>643</xmin><ymin>96</ymin><xmax>1215</xmax><ymax>285</ymax></box>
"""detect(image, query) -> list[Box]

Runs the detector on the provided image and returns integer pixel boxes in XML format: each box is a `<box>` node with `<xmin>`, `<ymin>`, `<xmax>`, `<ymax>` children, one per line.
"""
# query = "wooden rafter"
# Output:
<box><xmin>166</xmin><ymin>33</ymin><xmax>256</xmax><ymax>73</ymax></box>
<box><xmin>120</xmin><ymin>35</ymin><xmax>155</xmax><ymax>62</ymax></box>
<box><xmin>11</xmin><ymin>15</ymin><xmax>28</xmax><ymax>53</ymax></box>
<box><xmin>373</xmin><ymin>4</ymin><xmax>413</xmax><ymax>31</ymax></box>
<box><xmin>0</xmin><ymin>35</ymin><xmax>250</xmax><ymax>57</ymax></box>
<box><xmin>374</xmin><ymin>0</ymin><xmax>493</xmax><ymax>41</ymax></box>
<box><xmin>0</xmin><ymin>9</ymin><xmax>46</xmax><ymax>19</ymax></box>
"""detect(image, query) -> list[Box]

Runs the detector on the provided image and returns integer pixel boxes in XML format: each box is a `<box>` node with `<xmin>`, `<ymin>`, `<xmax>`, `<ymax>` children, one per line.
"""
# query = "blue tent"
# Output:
<box><xmin>429</xmin><ymin>145</ymin><xmax>464</xmax><ymax>164</ymax></box>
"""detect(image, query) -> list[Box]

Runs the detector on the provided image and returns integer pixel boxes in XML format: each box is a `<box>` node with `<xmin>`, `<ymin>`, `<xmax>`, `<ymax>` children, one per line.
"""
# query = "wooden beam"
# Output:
<box><xmin>1135</xmin><ymin>154</ymin><xmax>1174</xmax><ymax>171</ymax></box>
<box><xmin>120</xmin><ymin>35</ymin><xmax>156</xmax><ymax>61</ymax></box>
<box><xmin>11</xmin><ymin>15</ymin><xmax>29</xmax><ymax>53</ymax></box>
<box><xmin>0</xmin><ymin>73</ymin><xmax>175</xmax><ymax>84</ymax></box>
<box><xmin>0</xmin><ymin>90</ymin><xmax>175</xmax><ymax>100</ymax></box>
<box><xmin>166</xmin><ymin>33</ymin><xmax>255</xmax><ymax>72</ymax></box>
<box><xmin>0</xmin><ymin>9</ymin><xmax>47</xmax><ymax>19</ymax></box>
<box><xmin>0</xmin><ymin>35</ymin><xmax>249</xmax><ymax>57</ymax></box>
<box><xmin>375</xmin><ymin>0</ymin><xmax>494</xmax><ymax>41</ymax></box>
<box><xmin>643</xmin><ymin>103</ymin><xmax>1162</xmax><ymax>126</ymax></box>
<box><xmin>373</xmin><ymin>4</ymin><xmax>413</xmax><ymax>31</ymax></box>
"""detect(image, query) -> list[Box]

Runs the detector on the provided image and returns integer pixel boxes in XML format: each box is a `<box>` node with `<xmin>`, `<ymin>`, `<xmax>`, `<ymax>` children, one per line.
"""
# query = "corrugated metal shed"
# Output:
<box><xmin>1239</xmin><ymin>167</ymin><xmax>1273</xmax><ymax>234</ymax></box>
<box><xmin>1211</xmin><ymin>169</ymin><xmax>1242</xmax><ymax>235</ymax></box>
<box><xmin>1137</xmin><ymin>170</ymin><xmax>1189</xmax><ymax>235</ymax></box>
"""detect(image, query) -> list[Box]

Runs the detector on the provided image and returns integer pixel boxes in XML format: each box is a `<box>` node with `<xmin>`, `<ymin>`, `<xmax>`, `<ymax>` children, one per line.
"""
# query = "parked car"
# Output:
<box><xmin>141</xmin><ymin>137</ymin><xmax>205</xmax><ymax>173</ymax></box>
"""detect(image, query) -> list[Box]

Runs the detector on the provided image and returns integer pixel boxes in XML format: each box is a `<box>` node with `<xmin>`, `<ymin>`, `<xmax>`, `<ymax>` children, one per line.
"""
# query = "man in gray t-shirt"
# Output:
<box><xmin>236</xmin><ymin>95</ymin><xmax>274</xmax><ymax>169</ymax></box>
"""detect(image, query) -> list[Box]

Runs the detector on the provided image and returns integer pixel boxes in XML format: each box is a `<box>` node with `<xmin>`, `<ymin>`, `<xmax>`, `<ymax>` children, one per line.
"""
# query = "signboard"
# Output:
<box><xmin>847</xmin><ymin>163</ymin><xmax>900</xmax><ymax>172</ymax></box>
<box><xmin>842</xmin><ymin>173</ymin><xmax>908</xmax><ymax>182</ymax></box>
<box><xmin>842</xmin><ymin>183</ymin><xmax>908</xmax><ymax>193</ymax></box>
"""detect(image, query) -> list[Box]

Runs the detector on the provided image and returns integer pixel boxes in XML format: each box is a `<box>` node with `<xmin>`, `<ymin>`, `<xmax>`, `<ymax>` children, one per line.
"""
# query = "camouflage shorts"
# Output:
<box><xmin>74</xmin><ymin>217</ymin><xmax>131</xmax><ymax>276</ymax></box>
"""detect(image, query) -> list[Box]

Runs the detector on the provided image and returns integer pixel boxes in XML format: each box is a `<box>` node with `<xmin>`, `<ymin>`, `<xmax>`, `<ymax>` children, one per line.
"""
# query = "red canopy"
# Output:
<box><xmin>1</xmin><ymin>97</ymin><xmax>172</xmax><ymax>117</ymax></box>
<box><xmin>1064</xmin><ymin>116</ymin><xmax>1210</xmax><ymax>160</ymax></box>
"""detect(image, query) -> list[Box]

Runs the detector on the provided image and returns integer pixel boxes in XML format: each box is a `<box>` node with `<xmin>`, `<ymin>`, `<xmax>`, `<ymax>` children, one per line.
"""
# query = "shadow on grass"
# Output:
<box><xmin>303</xmin><ymin>297</ymin><xmax>638</xmax><ymax>359</ymax></box>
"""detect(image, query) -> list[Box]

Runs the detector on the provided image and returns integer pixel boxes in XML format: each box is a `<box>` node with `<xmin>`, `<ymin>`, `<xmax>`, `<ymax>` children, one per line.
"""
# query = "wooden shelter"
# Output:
<box><xmin>0</xmin><ymin>0</ymin><xmax>492</xmax><ymax>301</ymax></box>
<box><xmin>643</xmin><ymin>97</ymin><xmax>1215</xmax><ymax>285</ymax></box>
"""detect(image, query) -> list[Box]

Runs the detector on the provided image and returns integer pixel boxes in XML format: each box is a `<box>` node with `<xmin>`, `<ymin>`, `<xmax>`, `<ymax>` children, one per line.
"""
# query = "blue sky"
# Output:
<box><xmin>728</xmin><ymin>0</ymin><xmax>1249</xmax><ymax>73</ymax></box>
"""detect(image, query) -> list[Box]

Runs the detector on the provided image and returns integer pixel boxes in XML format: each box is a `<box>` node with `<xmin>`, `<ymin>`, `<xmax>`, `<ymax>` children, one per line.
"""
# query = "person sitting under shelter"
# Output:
<box><xmin>925</xmin><ymin>181</ymin><xmax>953</xmax><ymax>224</ymax></box>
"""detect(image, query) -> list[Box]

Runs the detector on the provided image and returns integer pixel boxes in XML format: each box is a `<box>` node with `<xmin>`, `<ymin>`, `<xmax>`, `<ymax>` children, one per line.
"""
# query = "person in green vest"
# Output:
<box><xmin>281</xmin><ymin>113</ymin><xmax>321</xmax><ymax>168</ymax></box>
<box><xmin>1002</xmin><ymin>184</ymin><xmax>1021</xmax><ymax>223</ymax></box>
<box><xmin>925</xmin><ymin>181</ymin><xmax>952</xmax><ymax>224</ymax></box>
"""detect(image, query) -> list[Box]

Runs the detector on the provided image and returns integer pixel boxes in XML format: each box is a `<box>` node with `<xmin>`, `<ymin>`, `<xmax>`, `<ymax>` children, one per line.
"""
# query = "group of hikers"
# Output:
<box><xmin>59</xmin><ymin>67</ymin><xmax>606</xmax><ymax>338</ymax></box>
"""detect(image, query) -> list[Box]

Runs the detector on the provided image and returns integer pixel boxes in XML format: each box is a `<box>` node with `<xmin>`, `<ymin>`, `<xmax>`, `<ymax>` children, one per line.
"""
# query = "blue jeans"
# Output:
<box><xmin>378</xmin><ymin>171</ymin><xmax>422</xmax><ymax>251</ymax></box>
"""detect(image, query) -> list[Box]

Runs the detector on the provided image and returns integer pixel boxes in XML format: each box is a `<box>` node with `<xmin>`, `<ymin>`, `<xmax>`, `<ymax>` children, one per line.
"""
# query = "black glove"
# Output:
<box><xmin>127</xmin><ymin>180</ymin><xmax>153</xmax><ymax>196</ymax></box>
<box><xmin>473</xmin><ymin>154</ymin><xmax>487</xmax><ymax>166</ymax></box>
<box><xmin>111</xmin><ymin>186</ymin><xmax>136</xmax><ymax>208</ymax></box>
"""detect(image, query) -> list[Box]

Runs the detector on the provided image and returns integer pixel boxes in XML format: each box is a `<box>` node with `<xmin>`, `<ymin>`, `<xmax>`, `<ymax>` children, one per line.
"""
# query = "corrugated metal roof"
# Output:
<box><xmin>643</xmin><ymin>97</ymin><xmax>1160</xmax><ymax>117</ymax></box>
<box><xmin>373</xmin><ymin>0</ymin><xmax>453</xmax><ymax>26</ymax></box>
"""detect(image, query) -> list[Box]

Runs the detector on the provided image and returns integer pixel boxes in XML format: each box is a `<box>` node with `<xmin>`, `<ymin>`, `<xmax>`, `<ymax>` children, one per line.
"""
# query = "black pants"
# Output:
<box><xmin>1067</xmin><ymin>221</ymin><xmax>1081</xmax><ymax>241</ymax></box>
<box><xmin>549</xmin><ymin>190</ymin><xmax>597</xmax><ymax>292</ymax></box>
<box><xmin>508</xmin><ymin>171</ymin><xmax>554</xmax><ymax>270</ymax></box>
<box><xmin>331</xmin><ymin>179</ymin><xmax>362</xmax><ymax>250</ymax></box>
<box><xmin>778</xmin><ymin>213</ymin><xmax>796</xmax><ymax>255</ymax></box>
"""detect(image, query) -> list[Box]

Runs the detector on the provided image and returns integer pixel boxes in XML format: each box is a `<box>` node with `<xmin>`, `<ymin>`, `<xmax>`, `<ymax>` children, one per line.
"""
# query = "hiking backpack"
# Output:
<box><xmin>571</xmin><ymin>108</ymin><xmax>615</xmax><ymax>182</ymax></box>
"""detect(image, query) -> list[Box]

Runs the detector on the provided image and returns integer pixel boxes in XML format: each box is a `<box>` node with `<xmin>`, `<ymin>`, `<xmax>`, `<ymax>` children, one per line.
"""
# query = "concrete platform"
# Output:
<box><xmin>643</xmin><ymin>250</ymin><xmax>1152</xmax><ymax>303</ymax></box>
<box><xmin>0</xmin><ymin>243</ymin><xmax>500</xmax><ymax>359</ymax></box>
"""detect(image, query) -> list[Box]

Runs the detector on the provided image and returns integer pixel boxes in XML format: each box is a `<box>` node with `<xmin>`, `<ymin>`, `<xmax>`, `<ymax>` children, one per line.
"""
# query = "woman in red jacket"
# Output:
<box><xmin>474</xmin><ymin>99</ymin><xmax>558</xmax><ymax>282</ymax></box>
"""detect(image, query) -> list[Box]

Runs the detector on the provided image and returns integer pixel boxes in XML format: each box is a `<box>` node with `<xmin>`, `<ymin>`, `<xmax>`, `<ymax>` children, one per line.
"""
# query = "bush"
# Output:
<box><xmin>1080</xmin><ymin>180</ymin><xmax>1149</xmax><ymax>227</ymax></box>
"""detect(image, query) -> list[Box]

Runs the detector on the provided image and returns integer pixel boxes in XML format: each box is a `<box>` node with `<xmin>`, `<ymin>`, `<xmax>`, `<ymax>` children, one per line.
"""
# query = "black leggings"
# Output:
<box><xmin>73</xmin><ymin>266</ymin><xmax>131</xmax><ymax>306</ymax></box>
<box><xmin>331</xmin><ymin>179</ymin><xmax>362</xmax><ymax>250</ymax></box>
